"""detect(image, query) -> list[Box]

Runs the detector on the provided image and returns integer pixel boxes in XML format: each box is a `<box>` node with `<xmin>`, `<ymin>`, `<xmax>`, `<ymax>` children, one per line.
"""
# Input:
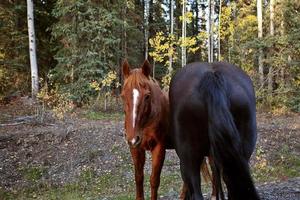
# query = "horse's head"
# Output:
<box><xmin>121</xmin><ymin>59</ymin><xmax>155</xmax><ymax>148</ymax></box>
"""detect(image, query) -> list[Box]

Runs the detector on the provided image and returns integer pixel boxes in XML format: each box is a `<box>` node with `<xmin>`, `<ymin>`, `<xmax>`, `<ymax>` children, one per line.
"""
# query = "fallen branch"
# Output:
<box><xmin>0</xmin><ymin>121</ymin><xmax>55</xmax><ymax>127</ymax></box>
<box><xmin>0</xmin><ymin>121</ymin><xmax>27</xmax><ymax>127</ymax></box>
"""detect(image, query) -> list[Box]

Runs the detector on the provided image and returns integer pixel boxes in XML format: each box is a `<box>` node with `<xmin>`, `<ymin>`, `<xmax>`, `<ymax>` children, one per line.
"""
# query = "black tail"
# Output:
<box><xmin>199</xmin><ymin>71</ymin><xmax>260</xmax><ymax>200</ymax></box>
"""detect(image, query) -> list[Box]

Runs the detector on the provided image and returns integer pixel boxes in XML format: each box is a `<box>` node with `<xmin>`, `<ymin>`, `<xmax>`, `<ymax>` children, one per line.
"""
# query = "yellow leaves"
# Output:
<box><xmin>90</xmin><ymin>81</ymin><xmax>100</xmax><ymax>91</ymax></box>
<box><xmin>149</xmin><ymin>32</ymin><xmax>177</xmax><ymax>65</ymax></box>
<box><xmin>0</xmin><ymin>52</ymin><xmax>4</xmax><ymax>61</ymax></box>
<box><xmin>179</xmin><ymin>11</ymin><xmax>194</xmax><ymax>24</ymax></box>
<box><xmin>237</xmin><ymin>15</ymin><xmax>257</xmax><ymax>29</ymax></box>
<box><xmin>101</xmin><ymin>71</ymin><xmax>117</xmax><ymax>87</ymax></box>
<box><xmin>149</xmin><ymin>31</ymin><xmax>202</xmax><ymax>66</ymax></box>
<box><xmin>294</xmin><ymin>74</ymin><xmax>300</xmax><ymax>87</ymax></box>
<box><xmin>37</xmin><ymin>86</ymin><xmax>74</xmax><ymax>120</ymax></box>
<box><xmin>90</xmin><ymin>71</ymin><xmax>120</xmax><ymax>92</ymax></box>
<box><xmin>162</xmin><ymin>74</ymin><xmax>172</xmax><ymax>90</ymax></box>
<box><xmin>220</xmin><ymin>6</ymin><xmax>234</xmax><ymax>41</ymax></box>
<box><xmin>179</xmin><ymin>36</ymin><xmax>199</xmax><ymax>53</ymax></box>
<box><xmin>126</xmin><ymin>0</ymin><xmax>135</xmax><ymax>9</ymax></box>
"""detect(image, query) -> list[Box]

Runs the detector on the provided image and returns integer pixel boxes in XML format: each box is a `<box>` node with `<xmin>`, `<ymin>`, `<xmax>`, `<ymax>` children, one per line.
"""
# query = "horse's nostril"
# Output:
<box><xmin>135</xmin><ymin>136</ymin><xmax>141</xmax><ymax>144</ymax></box>
<box><xmin>130</xmin><ymin>136</ymin><xmax>141</xmax><ymax>147</ymax></box>
<box><xmin>136</xmin><ymin>136</ymin><xmax>140</xmax><ymax>143</ymax></box>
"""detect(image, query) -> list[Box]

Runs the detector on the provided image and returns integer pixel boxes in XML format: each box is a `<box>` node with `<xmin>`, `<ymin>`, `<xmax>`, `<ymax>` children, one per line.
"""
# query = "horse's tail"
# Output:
<box><xmin>199</xmin><ymin>71</ymin><xmax>260</xmax><ymax>200</ymax></box>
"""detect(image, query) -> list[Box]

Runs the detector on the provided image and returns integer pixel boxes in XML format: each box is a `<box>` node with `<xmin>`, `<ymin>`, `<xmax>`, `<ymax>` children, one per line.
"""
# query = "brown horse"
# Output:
<box><xmin>121</xmin><ymin>59</ymin><xmax>215</xmax><ymax>199</ymax></box>
<box><xmin>121</xmin><ymin>59</ymin><xmax>170</xmax><ymax>200</ymax></box>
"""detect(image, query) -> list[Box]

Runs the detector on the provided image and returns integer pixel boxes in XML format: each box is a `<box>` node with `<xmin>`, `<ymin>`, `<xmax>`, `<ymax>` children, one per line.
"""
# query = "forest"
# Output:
<box><xmin>0</xmin><ymin>0</ymin><xmax>299</xmax><ymax>199</ymax></box>
<box><xmin>0</xmin><ymin>0</ymin><xmax>299</xmax><ymax>112</ymax></box>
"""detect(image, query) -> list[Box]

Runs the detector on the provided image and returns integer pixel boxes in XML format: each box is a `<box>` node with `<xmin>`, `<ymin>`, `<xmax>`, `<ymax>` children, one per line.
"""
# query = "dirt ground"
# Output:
<box><xmin>0</xmin><ymin>98</ymin><xmax>299</xmax><ymax>199</ymax></box>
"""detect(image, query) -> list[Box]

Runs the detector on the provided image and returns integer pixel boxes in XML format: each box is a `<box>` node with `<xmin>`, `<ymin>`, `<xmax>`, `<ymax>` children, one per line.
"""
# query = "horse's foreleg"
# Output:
<box><xmin>150</xmin><ymin>144</ymin><xmax>165</xmax><ymax>200</ymax></box>
<box><xmin>130</xmin><ymin>148</ymin><xmax>146</xmax><ymax>200</ymax></box>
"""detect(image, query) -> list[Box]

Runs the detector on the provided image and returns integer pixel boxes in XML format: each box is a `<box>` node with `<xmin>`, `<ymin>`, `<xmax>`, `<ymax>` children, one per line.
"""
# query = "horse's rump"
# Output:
<box><xmin>169</xmin><ymin>62</ymin><xmax>260</xmax><ymax>200</ymax></box>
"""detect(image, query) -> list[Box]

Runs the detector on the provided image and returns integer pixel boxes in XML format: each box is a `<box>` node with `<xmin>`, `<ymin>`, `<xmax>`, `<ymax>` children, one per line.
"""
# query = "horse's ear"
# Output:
<box><xmin>122</xmin><ymin>59</ymin><xmax>130</xmax><ymax>79</ymax></box>
<box><xmin>142</xmin><ymin>60</ymin><xmax>152</xmax><ymax>78</ymax></box>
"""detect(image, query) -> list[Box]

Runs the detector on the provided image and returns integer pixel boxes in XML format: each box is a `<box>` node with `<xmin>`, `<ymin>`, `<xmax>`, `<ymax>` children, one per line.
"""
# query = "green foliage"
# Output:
<box><xmin>1</xmin><ymin>0</ymin><xmax>299</xmax><ymax>112</ymax></box>
<box><xmin>50</xmin><ymin>0</ymin><xmax>122</xmax><ymax>103</ymax></box>
<box><xmin>287</xmin><ymin>91</ymin><xmax>300</xmax><ymax>112</ymax></box>
<box><xmin>0</xmin><ymin>2</ymin><xmax>29</xmax><ymax>96</ymax></box>
<box><xmin>219</xmin><ymin>0</ymin><xmax>300</xmax><ymax>112</ymax></box>
<box><xmin>0</xmin><ymin>1</ymin><xmax>57</xmax><ymax>97</ymax></box>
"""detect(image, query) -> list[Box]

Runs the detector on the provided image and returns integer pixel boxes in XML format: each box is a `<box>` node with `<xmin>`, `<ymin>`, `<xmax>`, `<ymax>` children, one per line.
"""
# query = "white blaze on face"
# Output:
<box><xmin>131</xmin><ymin>137</ymin><xmax>136</xmax><ymax>146</ymax></box>
<box><xmin>132</xmin><ymin>88</ymin><xmax>140</xmax><ymax>128</ymax></box>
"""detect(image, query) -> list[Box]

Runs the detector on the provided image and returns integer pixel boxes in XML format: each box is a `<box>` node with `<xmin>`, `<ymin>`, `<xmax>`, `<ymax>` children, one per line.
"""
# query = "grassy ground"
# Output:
<box><xmin>0</xmin><ymin>109</ymin><xmax>299</xmax><ymax>200</ymax></box>
<box><xmin>83</xmin><ymin>110</ymin><xmax>124</xmax><ymax>121</ymax></box>
<box><xmin>2</xmin><ymin>144</ymin><xmax>298</xmax><ymax>200</ymax></box>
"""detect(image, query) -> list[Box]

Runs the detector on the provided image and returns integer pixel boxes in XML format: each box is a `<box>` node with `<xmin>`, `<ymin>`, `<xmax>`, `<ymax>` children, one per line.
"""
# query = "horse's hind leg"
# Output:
<box><xmin>130</xmin><ymin>148</ymin><xmax>146</xmax><ymax>200</ymax></box>
<box><xmin>150</xmin><ymin>144</ymin><xmax>166</xmax><ymax>200</ymax></box>
<box><xmin>179</xmin><ymin>150</ymin><xmax>205</xmax><ymax>200</ymax></box>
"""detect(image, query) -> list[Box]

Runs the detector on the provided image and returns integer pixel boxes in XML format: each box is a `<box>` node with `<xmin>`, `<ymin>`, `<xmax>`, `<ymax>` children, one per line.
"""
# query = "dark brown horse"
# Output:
<box><xmin>121</xmin><ymin>60</ymin><xmax>170</xmax><ymax>200</ymax></box>
<box><xmin>169</xmin><ymin>62</ymin><xmax>260</xmax><ymax>200</ymax></box>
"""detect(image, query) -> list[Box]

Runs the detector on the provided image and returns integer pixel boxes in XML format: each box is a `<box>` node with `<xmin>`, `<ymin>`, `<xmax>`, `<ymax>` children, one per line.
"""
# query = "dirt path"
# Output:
<box><xmin>0</xmin><ymin>101</ymin><xmax>299</xmax><ymax>199</ymax></box>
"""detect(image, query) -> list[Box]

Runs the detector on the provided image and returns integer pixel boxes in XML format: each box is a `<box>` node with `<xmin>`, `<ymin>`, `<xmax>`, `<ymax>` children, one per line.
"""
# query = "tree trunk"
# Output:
<box><xmin>208</xmin><ymin>0</ymin><xmax>213</xmax><ymax>63</ymax></box>
<box><xmin>194</xmin><ymin>0</ymin><xmax>199</xmax><ymax>61</ymax></box>
<box><xmin>280</xmin><ymin>11</ymin><xmax>285</xmax><ymax>87</ymax></box>
<box><xmin>268</xmin><ymin>0</ymin><xmax>274</xmax><ymax>95</ymax></box>
<box><xmin>210</xmin><ymin>0</ymin><xmax>214</xmax><ymax>62</ymax></box>
<box><xmin>168</xmin><ymin>0</ymin><xmax>174</xmax><ymax>73</ymax></box>
<box><xmin>144</xmin><ymin>0</ymin><xmax>150</xmax><ymax>60</ymax></box>
<box><xmin>257</xmin><ymin>0</ymin><xmax>264</xmax><ymax>87</ymax></box>
<box><xmin>123</xmin><ymin>3</ymin><xmax>127</xmax><ymax>58</ymax></box>
<box><xmin>181</xmin><ymin>0</ymin><xmax>187</xmax><ymax>68</ymax></box>
<box><xmin>27</xmin><ymin>0</ymin><xmax>39</xmax><ymax>100</ymax></box>
<box><xmin>218</xmin><ymin>0</ymin><xmax>222</xmax><ymax>61</ymax></box>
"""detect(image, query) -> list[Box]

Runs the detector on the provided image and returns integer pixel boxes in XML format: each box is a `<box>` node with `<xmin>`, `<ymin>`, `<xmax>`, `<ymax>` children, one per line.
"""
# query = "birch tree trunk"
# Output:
<box><xmin>27</xmin><ymin>0</ymin><xmax>38</xmax><ymax>100</ymax></box>
<box><xmin>280</xmin><ymin>10</ymin><xmax>285</xmax><ymax>87</ymax></box>
<box><xmin>210</xmin><ymin>0</ymin><xmax>214</xmax><ymax>62</ymax></box>
<box><xmin>144</xmin><ymin>0</ymin><xmax>150</xmax><ymax>60</ymax></box>
<box><xmin>257</xmin><ymin>0</ymin><xmax>264</xmax><ymax>87</ymax></box>
<box><xmin>168</xmin><ymin>0</ymin><xmax>174</xmax><ymax>73</ymax></box>
<box><xmin>268</xmin><ymin>0</ymin><xmax>275</xmax><ymax>95</ymax></box>
<box><xmin>218</xmin><ymin>0</ymin><xmax>222</xmax><ymax>61</ymax></box>
<box><xmin>181</xmin><ymin>0</ymin><xmax>187</xmax><ymax>68</ymax></box>
<box><xmin>208</xmin><ymin>0</ymin><xmax>213</xmax><ymax>62</ymax></box>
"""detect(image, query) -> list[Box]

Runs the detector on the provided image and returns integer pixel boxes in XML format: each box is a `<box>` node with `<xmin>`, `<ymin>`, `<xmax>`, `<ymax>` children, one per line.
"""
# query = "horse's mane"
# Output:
<box><xmin>123</xmin><ymin>69</ymin><xmax>159</xmax><ymax>91</ymax></box>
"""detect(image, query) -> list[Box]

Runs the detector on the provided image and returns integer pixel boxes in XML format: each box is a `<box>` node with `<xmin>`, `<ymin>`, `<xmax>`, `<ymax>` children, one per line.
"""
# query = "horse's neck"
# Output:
<box><xmin>152</xmin><ymin>85</ymin><xmax>167</xmax><ymax>110</ymax></box>
<box><xmin>152</xmin><ymin>87</ymin><xmax>169</xmax><ymax>126</ymax></box>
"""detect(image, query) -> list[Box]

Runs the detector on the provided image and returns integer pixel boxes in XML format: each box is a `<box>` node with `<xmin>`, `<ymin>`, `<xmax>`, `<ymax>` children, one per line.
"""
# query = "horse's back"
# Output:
<box><xmin>170</xmin><ymin>61</ymin><xmax>255</xmax><ymax>112</ymax></box>
<box><xmin>171</xmin><ymin>62</ymin><xmax>254</xmax><ymax>102</ymax></box>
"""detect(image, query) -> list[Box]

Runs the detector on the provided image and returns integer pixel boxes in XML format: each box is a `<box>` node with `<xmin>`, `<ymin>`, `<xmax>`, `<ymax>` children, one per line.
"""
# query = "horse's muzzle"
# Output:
<box><xmin>128</xmin><ymin>135</ymin><xmax>142</xmax><ymax>148</ymax></box>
